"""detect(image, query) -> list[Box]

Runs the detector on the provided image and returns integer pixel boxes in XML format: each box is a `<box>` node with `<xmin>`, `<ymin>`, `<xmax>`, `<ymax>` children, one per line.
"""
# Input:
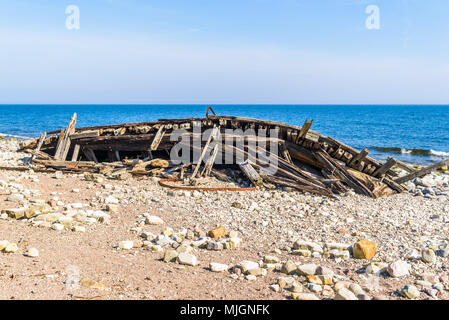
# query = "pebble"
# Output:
<box><xmin>422</xmin><ymin>249</ymin><xmax>436</xmax><ymax>264</ymax></box>
<box><xmin>26</xmin><ymin>247</ymin><xmax>39</xmax><ymax>257</ymax></box>
<box><xmin>118</xmin><ymin>240</ymin><xmax>134</xmax><ymax>250</ymax></box>
<box><xmin>210</xmin><ymin>263</ymin><xmax>228</xmax><ymax>272</ymax></box>
<box><xmin>387</xmin><ymin>260</ymin><xmax>410</xmax><ymax>278</ymax></box>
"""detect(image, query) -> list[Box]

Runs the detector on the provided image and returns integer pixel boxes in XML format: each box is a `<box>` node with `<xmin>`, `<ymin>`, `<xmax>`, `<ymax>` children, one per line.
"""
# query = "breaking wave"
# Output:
<box><xmin>0</xmin><ymin>133</ymin><xmax>31</xmax><ymax>140</ymax></box>
<box><xmin>372</xmin><ymin>147</ymin><xmax>449</xmax><ymax>158</ymax></box>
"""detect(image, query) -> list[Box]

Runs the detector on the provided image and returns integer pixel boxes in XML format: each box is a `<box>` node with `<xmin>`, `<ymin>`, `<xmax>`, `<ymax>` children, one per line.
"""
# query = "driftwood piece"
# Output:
<box><xmin>239</xmin><ymin>160</ymin><xmax>263</xmax><ymax>187</ymax></box>
<box><xmin>395</xmin><ymin>158</ymin><xmax>449</xmax><ymax>184</ymax></box>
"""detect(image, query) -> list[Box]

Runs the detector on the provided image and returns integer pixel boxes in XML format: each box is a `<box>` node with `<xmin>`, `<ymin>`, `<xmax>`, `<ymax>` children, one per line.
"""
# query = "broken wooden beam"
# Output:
<box><xmin>395</xmin><ymin>158</ymin><xmax>449</xmax><ymax>185</ymax></box>
<box><xmin>150</xmin><ymin>125</ymin><xmax>166</xmax><ymax>151</ymax></box>
<box><xmin>54</xmin><ymin>113</ymin><xmax>77</xmax><ymax>160</ymax></box>
<box><xmin>373</xmin><ymin>157</ymin><xmax>397</xmax><ymax>177</ymax></box>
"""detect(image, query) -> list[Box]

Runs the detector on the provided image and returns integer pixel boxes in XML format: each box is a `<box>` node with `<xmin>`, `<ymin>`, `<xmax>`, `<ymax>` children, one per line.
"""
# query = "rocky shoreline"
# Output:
<box><xmin>1</xmin><ymin>138</ymin><xmax>449</xmax><ymax>300</ymax></box>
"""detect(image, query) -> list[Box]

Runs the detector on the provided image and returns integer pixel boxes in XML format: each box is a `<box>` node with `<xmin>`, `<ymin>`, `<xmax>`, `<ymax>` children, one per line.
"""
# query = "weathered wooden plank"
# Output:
<box><xmin>373</xmin><ymin>157</ymin><xmax>397</xmax><ymax>177</ymax></box>
<box><xmin>150</xmin><ymin>125</ymin><xmax>166</xmax><ymax>151</ymax></box>
<box><xmin>395</xmin><ymin>158</ymin><xmax>449</xmax><ymax>184</ymax></box>
<box><xmin>36</xmin><ymin>132</ymin><xmax>47</xmax><ymax>152</ymax></box>
<box><xmin>54</xmin><ymin>113</ymin><xmax>77</xmax><ymax>160</ymax></box>
<box><xmin>71</xmin><ymin>144</ymin><xmax>81</xmax><ymax>162</ymax></box>
<box><xmin>70</xmin><ymin>130</ymin><xmax>100</xmax><ymax>140</ymax></box>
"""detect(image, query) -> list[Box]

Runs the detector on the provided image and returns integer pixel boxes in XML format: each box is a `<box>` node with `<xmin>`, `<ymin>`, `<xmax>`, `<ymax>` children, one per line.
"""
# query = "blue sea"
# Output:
<box><xmin>0</xmin><ymin>105</ymin><xmax>448</xmax><ymax>165</ymax></box>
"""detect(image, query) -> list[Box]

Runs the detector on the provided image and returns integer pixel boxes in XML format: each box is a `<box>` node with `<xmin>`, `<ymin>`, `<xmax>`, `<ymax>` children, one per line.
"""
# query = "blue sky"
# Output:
<box><xmin>0</xmin><ymin>0</ymin><xmax>448</xmax><ymax>104</ymax></box>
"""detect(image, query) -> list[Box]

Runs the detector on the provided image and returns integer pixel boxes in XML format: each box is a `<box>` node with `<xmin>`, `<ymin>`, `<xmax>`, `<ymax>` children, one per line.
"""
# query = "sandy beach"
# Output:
<box><xmin>1</xmin><ymin>138</ymin><xmax>449</xmax><ymax>300</ymax></box>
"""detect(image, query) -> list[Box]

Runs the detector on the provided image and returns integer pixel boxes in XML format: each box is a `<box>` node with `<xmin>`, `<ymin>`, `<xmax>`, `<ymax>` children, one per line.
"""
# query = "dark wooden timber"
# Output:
<box><xmin>395</xmin><ymin>159</ymin><xmax>449</xmax><ymax>184</ymax></box>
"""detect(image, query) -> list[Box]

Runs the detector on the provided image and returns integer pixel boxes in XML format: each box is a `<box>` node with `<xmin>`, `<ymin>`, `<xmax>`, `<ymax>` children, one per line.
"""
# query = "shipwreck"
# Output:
<box><xmin>16</xmin><ymin>107</ymin><xmax>449</xmax><ymax>198</ymax></box>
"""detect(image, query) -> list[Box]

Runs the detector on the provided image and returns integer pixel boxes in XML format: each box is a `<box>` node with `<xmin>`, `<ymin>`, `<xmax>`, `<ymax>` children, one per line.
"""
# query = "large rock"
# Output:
<box><xmin>399</xmin><ymin>285</ymin><xmax>420</xmax><ymax>299</ymax></box>
<box><xmin>334</xmin><ymin>288</ymin><xmax>358</xmax><ymax>300</ymax></box>
<box><xmin>281</xmin><ymin>260</ymin><xmax>297</xmax><ymax>275</ymax></box>
<box><xmin>292</xmin><ymin>293</ymin><xmax>320</xmax><ymax>301</ymax></box>
<box><xmin>4</xmin><ymin>242</ymin><xmax>18</xmax><ymax>253</ymax></box>
<box><xmin>145</xmin><ymin>215</ymin><xmax>164</xmax><ymax>225</ymax></box>
<box><xmin>353</xmin><ymin>240</ymin><xmax>377</xmax><ymax>259</ymax></box>
<box><xmin>163</xmin><ymin>249</ymin><xmax>179</xmax><ymax>262</ymax></box>
<box><xmin>297</xmin><ymin>264</ymin><xmax>317</xmax><ymax>276</ymax></box>
<box><xmin>236</xmin><ymin>260</ymin><xmax>259</xmax><ymax>273</ymax></box>
<box><xmin>208</xmin><ymin>226</ymin><xmax>226</xmax><ymax>239</ymax></box>
<box><xmin>177</xmin><ymin>253</ymin><xmax>198</xmax><ymax>266</ymax></box>
<box><xmin>387</xmin><ymin>260</ymin><xmax>410</xmax><ymax>278</ymax></box>
<box><xmin>118</xmin><ymin>240</ymin><xmax>134</xmax><ymax>250</ymax></box>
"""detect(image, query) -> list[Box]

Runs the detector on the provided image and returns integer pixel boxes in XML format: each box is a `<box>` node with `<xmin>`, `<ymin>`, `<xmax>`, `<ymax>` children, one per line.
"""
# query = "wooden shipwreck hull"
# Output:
<box><xmin>18</xmin><ymin>107</ymin><xmax>449</xmax><ymax>198</ymax></box>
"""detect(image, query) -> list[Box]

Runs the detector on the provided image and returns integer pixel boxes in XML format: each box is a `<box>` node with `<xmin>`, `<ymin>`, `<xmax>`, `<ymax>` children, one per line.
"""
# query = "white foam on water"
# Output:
<box><xmin>430</xmin><ymin>150</ymin><xmax>449</xmax><ymax>157</ymax></box>
<box><xmin>0</xmin><ymin>133</ymin><xmax>31</xmax><ymax>139</ymax></box>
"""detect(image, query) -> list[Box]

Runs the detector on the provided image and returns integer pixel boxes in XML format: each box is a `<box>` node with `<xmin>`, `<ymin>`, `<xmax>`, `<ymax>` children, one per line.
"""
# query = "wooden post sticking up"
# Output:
<box><xmin>192</xmin><ymin>126</ymin><xmax>220</xmax><ymax>178</ymax></box>
<box><xmin>296</xmin><ymin>119</ymin><xmax>313</xmax><ymax>143</ymax></box>
<box><xmin>348</xmin><ymin>148</ymin><xmax>369</xmax><ymax>168</ymax></box>
<box><xmin>54</xmin><ymin>113</ymin><xmax>77</xmax><ymax>160</ymax></box>
<box><xmin>202</xmin><ymin>136</ymin><xmax>221</xmax><ymax>177</ymax></box>
<box><xmin>36</xmin><ymin>132</ymin><xmax>47</xmax><ymax>152</ymax></box>
<box><xmin>395</xmin><ymin>158</ymin><xmax>449</xmax><ymax>184</ymax></box>
<box><xmin>71</xmin><ymin>144</ymin><xmax>81</xmax><ymax>162</ymax></box>
<box><xmin>150</xmin><ymin>125</ymin><xmax>165</xmax><ymax>151</ymax></box>
<box><xmin>239</xmin><ymin>160</ymin><xmax>263</xmax><ymax>187</ymax></box>
<box><xmin>373</xmin><ymin>157</ymin><xmax>397</xmax><ymax>177</ymax></box>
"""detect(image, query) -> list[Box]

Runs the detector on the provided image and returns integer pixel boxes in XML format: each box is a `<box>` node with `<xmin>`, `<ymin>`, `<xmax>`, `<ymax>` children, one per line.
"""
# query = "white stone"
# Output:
<box><xmin>145</xmin><ymin>215</ymin><xmax>164</xmax><ymax>225</ymax></box>
<box><xmin>177</xmin><ymin>253</ymin><xmax>198</xmax><ymax>266</ymax></box>
<box><xmin>118</xmin><ymin>240</ymin><xmax>134</xmax><ymax>250</ymax></box>
<box><xmin>210</xmin><ymin>263</ymin><xmax>229</xmax><ymax>272</ymax></box>
<box><xmin>387</xmin><ymin>260</ymin><xmax>410</xmax><ymax>278</ymax></box>
<box><xmin>26</xmin><ymin>247</ymin><xmax>39</xmax><ymax>257</ymax></box>
<box><xmin>235</xmin><ymin>260</ymin><xmax>259</xmax><ymax>273</ymax></box>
